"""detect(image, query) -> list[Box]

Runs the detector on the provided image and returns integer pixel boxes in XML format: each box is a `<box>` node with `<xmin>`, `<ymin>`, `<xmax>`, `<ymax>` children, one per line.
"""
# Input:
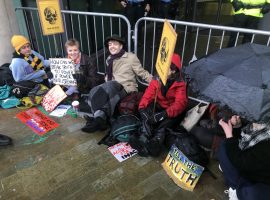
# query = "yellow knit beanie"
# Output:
<box><xmin>11</xmin><ymin>35</ymin><xmax>30</xmax><ymax>52</ymax></box>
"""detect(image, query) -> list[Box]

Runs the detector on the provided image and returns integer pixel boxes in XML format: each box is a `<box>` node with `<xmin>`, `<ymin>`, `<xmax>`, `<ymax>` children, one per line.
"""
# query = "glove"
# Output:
<box><xmin>72</xmin><ymin>73</ymin><xmax>86</xmax><ymax>83</ymax></box>
<box><xmin>149</xmin><ymin>111</ymin><xmax>167</xmax><ymax>124</ymax></box>
<box><xmin>261</xmin><ymin>3</ymin><xmax>270</xmax><ymax>14</ymax></box>
<box><xmin>232</xmin><ymin>0</ymin><xmax>244</xmax><ymax>12</ymax></box>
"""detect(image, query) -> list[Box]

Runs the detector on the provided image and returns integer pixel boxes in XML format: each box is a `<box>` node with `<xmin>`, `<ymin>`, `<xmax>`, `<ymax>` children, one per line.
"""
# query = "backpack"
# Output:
<box><xmin>98</xmin><ymin>114</ymin><xmax>141</xmax><ymax>146</ymax></box>
<box><xmin>11</xmin><ymin>81</ymin><xmax>37</xmax><ymax>98</ymax></box>
<box><xmin>165</xmin><ymin>128</ymin><xmax>209</xmax><ymax>167</ymax></box>
<box><xmin>0</xmin><ymin>63</ymin><xmax>14</xmax><ymax>86</ymax></box>
<box><xmin>118</xmin><ymin>92</ymin><xmax>143</xmax><ymax>115</ymax></box>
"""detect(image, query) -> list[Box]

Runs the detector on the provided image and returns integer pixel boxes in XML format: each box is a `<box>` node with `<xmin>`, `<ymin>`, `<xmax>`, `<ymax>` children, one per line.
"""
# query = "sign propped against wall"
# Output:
<box><xmin>155</xmin><ymin>20</ymin><xmax>177</xmax><ymax>85</ymax></box>
<box><xmin>37</xmin><ymin>0</ymin><xmax>64</xmax><ymax>35</ymax></box>
<box><xmin>49</xmin><ymin>58</ymin><xmax>77</xmax><ymax>86</ymax></box>
<box><xmin>162</xmin><ymin>144</ymin><xmax>204</xmax><ymax>191</ymax></box>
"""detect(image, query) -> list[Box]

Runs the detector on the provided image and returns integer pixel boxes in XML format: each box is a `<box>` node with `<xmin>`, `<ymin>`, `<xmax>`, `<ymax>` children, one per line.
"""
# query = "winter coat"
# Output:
<box><xmin>9</xmin><ymin>50</ymin><xmax>50</xmax><ymax>83</ymax></box>
<box><xmin>225</xmin><ymin>137</ymin><xmax>270</xmax><ymax>184</ymax></box>
<box><xmin>139</xmin><ymin>78</ymin><xmax>188</xmax><ymax>118</ymax></box>
<box><xmin>108</xmin><ymin>52</ymin><xmax>152</xmax><ymax>93</ymax></box>
<box><xmin>77</xmin><ymin>53</ymin><xmax>104</xmax><ymax>94</ymax></box>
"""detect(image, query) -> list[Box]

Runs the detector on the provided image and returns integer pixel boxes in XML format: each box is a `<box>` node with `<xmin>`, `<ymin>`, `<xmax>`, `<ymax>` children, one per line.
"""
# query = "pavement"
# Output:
<box><xmin>0</xmin><ymin>106</ymin><xmax>229</xmax><ymax>200</ymax></box>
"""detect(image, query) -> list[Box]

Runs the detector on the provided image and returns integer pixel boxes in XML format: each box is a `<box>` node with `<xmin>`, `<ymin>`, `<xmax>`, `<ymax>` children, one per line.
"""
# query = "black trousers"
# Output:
<box><xmin>227</xmin><ymin>14</ymin><xmax>260</xmax><ymax>47</ymax></box>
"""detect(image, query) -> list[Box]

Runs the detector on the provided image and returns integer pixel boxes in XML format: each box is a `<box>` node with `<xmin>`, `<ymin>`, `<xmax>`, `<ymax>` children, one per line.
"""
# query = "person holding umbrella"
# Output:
<box><xmin>218</xmin><ymin>118</ymin><xmax>270</xmax><ymax>200</ymax></box>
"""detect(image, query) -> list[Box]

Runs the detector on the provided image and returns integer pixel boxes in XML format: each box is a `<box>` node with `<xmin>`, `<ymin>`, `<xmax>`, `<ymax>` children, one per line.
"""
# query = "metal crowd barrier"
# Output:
<box><xmin>15</xmin><ymin>7</ymin><xmax>131</xmax><ymax>74</ymax></box>
<box><xmin>134</xmin><ymin>17</ymin><xmax>270</xmax><ymax>75</ymax></box>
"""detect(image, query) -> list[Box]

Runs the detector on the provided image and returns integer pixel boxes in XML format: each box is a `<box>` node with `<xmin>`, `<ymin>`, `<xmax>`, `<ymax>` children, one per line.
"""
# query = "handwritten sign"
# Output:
<box><xmin>49</xmin><ymin>58</ymin><xmax>76</xmax><ymax>86</ymax></box>
<box><xmin>108</xmin><ymin>142</ymin><xmax>137</xmax><ymax>162</ymax></box>
<box><xmin>162</xmin><ymin>144</ymin><xmax>204</xmax><ymax>191</ymax></box>
<box><xmin>156</xmin><ymin>20</ymin><xmax>177</xmax><ymax>85</ymax></box>
<box><xmin>37</xmin><ymin>0</ymin><xmax>64</xmax><ymax>35</ymax></box>
<box><xmin>41</xmin><ymin>85</ymin><xmax>67</xmax><ymax>112</ymax></box>
<box><xmin>16</xmin><ymin>107</ymin><xmax>59</xmax><ymax>136</ymax></box>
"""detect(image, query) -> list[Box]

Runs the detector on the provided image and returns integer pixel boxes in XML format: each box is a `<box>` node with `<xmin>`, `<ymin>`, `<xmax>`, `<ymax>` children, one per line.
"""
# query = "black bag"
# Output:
<box><xmin>11</xmin><ymin>81</ymin><xmax>37</xmax><ymax>98</ymax></box>
<box><xmin>165</xmin><ymin>128</ymin><xmax>209</xmax><ymax>167</ymax></box>
<box><xmin>0</xmin><ymin>63</ymin><xmax>15</xmax><ymax>86</ymax></box>
<box><xmin>98</xmin><ymin>114</ymin><xmax>141</xmax><ymax>146</ymax></box>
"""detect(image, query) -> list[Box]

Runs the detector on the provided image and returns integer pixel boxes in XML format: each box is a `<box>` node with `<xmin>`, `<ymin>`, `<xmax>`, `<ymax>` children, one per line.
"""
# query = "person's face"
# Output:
<box><xmin>108</xmin><ymin>40</ymin><xmax>123</xmax><ymax>55</ymax></box>
<box><xmin>230</xmin><ymin>115</ymin><xmax>241</xmax><ymax>127</ymax></box>
<box><xmin>19</xmin><ymin>43</ymin><xmax>31</xmax><ymax>56</ymax></box>
<box><xmin>66</xmin><ymin>45</ymin><xmax>80</xmax><ymax>61</ymax></box>
<box><xmin>167</xmin><ymin>68</ymin><xmax>176</xmax><ymax>78</ymax></box>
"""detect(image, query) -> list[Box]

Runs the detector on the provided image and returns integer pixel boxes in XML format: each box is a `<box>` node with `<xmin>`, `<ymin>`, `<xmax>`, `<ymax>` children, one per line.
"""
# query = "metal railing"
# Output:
<box><xmin>15</xmin><ymin>7</ymin><xmax>131</xmax><ymax>74</ymax></box>
<box><xmin>134</xmin><ymin>17</ymin><xmax>270</xmax><ymax>75</ymax></box>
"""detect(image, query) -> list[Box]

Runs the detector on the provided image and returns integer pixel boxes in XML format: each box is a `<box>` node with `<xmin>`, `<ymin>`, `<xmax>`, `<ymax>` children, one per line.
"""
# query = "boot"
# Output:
<box><xmin>81</xmin><ymin>117</ymin><xmax>108</xmax><ymax>133</ymax></box>
<box><xmin>146</xmin><ymin>128</ymin><xmax>166</xmax><ymax>157</ymax></box>
<box><xmin>0</xmin><ymin>134</ymin><xmax>12</xmax><ymax>146</ymax></box>
<box><xmin>129</xmin><ymin>134</ymin><xmax>149</xmax><ymax>157</ymax></box>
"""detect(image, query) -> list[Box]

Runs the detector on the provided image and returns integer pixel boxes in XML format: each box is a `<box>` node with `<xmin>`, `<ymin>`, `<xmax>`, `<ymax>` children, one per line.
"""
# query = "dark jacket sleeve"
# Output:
<box><xmin>79</xmin><ymin>53</ymin><xmax>103</xmax><ymax>94</ymax></box>
<box><xmin>225</xmin><ymin>137</ymin><xmax>270</xmax><ymax>183</ymax></box>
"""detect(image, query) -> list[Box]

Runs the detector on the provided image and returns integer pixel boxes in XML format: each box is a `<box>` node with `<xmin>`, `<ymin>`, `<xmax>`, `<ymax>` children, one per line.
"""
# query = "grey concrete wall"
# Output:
<box><xmin>0</xmin><ymin>0</ymin><xmax>19</xmax><ymax>64</ymax></box>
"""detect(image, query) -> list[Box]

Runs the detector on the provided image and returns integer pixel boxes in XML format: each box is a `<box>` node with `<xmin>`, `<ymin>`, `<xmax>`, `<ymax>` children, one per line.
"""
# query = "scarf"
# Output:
<box><xmin>13</xmin><ymin>51</ymin><xmax>44</xmax><ymax>71</ymax></box>
<box><xmin>106</xmin><ymin>49</ymin><xmax>125</xmax><ymax>81</ymax></box>
<box><xmin>238</xmin><ymin>123</ymin><xmax>270</xmax><ymax>150</ymax></box>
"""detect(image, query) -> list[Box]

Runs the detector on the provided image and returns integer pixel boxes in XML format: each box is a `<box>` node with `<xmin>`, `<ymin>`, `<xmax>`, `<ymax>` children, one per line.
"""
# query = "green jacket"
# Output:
<box><xmin>231</xmin><ymin>0</ymin><xmax>270</xmax><ymax>17</ymax></box>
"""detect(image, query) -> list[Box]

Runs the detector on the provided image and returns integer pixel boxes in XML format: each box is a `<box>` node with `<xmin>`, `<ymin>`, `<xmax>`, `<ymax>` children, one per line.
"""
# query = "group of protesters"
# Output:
<box><xmin>1</xmin><ymin>32</ymin><xmax>269</xmax><ymax>200</ymax></box>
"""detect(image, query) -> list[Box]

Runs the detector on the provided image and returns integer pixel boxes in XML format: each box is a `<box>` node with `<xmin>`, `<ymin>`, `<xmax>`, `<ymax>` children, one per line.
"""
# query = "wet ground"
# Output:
<box><xmin>0</xmin><ymin>106</ymin><xmax>228</xmax><ymax>200</ymax></box>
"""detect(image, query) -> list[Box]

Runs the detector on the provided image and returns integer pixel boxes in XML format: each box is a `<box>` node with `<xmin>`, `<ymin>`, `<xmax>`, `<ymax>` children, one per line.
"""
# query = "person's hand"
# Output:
<box><xmin>145</xmin><ymin>4</ymin><xmax>150</xmax><ymax>12</ymax></box>
<box><xmin>149</xmin><ymin>111</ymin><xmax>167</xmax><ymax>124</ymax></box>
<box><xmin>219</xmin><ymin>119</ymin><xmax>233</xmax><ymax>138</ymax></box>
<box><xmin>120</xmin><ymin>0</ymin><xmax>127</xmax><ymax>7</ymax></box>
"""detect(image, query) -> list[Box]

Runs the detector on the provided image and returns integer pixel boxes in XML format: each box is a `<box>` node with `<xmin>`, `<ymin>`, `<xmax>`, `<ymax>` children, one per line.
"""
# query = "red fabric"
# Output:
<box><xmin>139</xmin><ymin>79</ymin><xmax>188</xmax><ymax>118</ymax></box>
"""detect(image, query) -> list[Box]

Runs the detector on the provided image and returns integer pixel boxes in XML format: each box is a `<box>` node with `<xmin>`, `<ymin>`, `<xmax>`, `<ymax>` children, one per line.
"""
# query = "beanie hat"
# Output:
<box><xmin>170</xmin><ymin>53</ymin><xmax>182</xmax><ymax>71</ymax></box>
<box><xmin>11</xmin><ymin>35</ymin><xmax>30</xmax><ymax>52</ymax></box>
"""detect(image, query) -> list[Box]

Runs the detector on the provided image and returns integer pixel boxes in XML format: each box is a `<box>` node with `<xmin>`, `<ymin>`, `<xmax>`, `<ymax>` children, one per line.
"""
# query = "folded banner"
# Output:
<box><xmin>162</xmin><ymin>144</ymin><xmax>204</xmax><ymax>191</ymax></box>
<box><xmin>16</xmin><ymin>107</ymin><xmax>59</xmax><ymax>136</ymax></box>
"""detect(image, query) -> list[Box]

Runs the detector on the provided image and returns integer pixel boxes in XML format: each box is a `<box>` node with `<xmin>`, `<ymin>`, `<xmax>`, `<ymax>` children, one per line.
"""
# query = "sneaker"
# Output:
<box><xmin>224</xmin><ymin>187</ymin><xmax>239</xmax><ymax>200</ymax></box>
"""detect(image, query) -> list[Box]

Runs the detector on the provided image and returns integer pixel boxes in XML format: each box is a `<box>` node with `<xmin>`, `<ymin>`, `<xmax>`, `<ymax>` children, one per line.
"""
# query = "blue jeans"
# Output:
<box><xmin>217</xmin><ymin>141</ymin><xmax>270</xmax><ymax>200</ymax></box>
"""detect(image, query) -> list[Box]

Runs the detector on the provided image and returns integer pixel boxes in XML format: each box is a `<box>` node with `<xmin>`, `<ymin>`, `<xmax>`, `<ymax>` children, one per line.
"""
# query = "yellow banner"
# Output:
<box><xmin>155</xmin><ymin>20</ymin><xmax>177</xmax><ymax>85</ymax></box>
<box><xmin>37</xmin><ymin>0</ymin><xmax>64</xmax><ymax>35</ymax></box>
<box><xmin>162</xmin><ymin>145</ymin><xmax>204</xmax><ymax>191</ymax></box>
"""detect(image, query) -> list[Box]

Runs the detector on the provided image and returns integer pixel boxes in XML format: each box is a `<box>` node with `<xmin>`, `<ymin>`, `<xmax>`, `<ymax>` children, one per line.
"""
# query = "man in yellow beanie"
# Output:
<box><xmin>9</xmin><ymin>35</ymin><xmax>50</xmax><ymax>85</ymax></box>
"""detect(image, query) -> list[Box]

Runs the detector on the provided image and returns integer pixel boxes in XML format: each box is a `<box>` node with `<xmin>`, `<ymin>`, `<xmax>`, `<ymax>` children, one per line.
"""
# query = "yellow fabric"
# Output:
<box><xmin>11</xmin><ymin>35</ymin><xmax>30</xmax><ymax>52</ymax></box>
<box><xmin>231</xmin><ymin>0</ymin><xmax>269</xmax><ymax>17</ymax></box>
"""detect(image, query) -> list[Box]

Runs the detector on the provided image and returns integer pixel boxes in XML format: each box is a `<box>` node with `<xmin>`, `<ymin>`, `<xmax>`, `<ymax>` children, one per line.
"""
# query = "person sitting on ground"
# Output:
<box><xmin>129</xmin><ymin>53</ymin><xmax>188</xmax><ymax>157</ymax></box>
<box><xmin>9</xmin><ymin>35</ymin><xmax>51</xmax><ymax>87</ymax></box>
<box><xmin>218</xmin><ymin>118</ymin><xmax>270</xmax><ymax>200</ymax></box>
<box><xmin>81</xmin><ymin>34</ymin><xmax>152</xmax><ymax>133</ymax></box>
<box><xmin>64</xmin><ymin>38</ymin><xmax>104</xmax><ymax>98</ymax></box>
<box><xmin>190</xmin><ymin>107</ymin><xmax>245</xmax><ymax>157</ymax></box>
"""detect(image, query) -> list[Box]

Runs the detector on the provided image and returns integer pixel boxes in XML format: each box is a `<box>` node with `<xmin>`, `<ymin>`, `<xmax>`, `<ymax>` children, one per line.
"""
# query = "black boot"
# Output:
<box><xmin>146</xmin><ymin>128</ymin><xmax>166</xmax><ymax>157</ymax></box>
<box><xmin>81</xmin><ymin>117</ymin><xmax>108</xmax><ymax>133</ymax></box>
<box><xmin>129</xmin><ymin>134</ymin><xmax>149</xmax><ymax>157</ymax></box>
<box><xmin>0</xmin><ymin>134</ymin><xmax>12</xmax><ymax>146</ymax></box>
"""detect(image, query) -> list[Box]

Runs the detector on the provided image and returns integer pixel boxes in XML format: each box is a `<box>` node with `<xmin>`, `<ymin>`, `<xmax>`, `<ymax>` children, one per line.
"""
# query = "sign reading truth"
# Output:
<box><xmin>162</xmin><ymin>144</ymin><xmax>204</xmax><ymax>191</ymax></box>
<box><xmin>49</xmin><ymin>58</ymin><xmax>77</xmax><ymax>86</ymax></box>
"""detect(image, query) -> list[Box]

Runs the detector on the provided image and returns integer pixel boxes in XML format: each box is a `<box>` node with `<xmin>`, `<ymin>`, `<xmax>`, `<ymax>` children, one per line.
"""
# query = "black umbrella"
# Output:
<box><xmin>184</xmin><ymin>43</ymin><xmax>270</xmax><ymax>122</ymax></box>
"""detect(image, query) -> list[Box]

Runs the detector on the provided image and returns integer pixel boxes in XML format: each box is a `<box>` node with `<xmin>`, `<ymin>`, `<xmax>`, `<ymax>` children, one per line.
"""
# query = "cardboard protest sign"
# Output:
<box><xmin>37</xmin><ymin>0</ymin><xmax>64</xmax><ymax>35</ymax></box>
<box><xmin>41</xmin><ymin>85</ymin><xmax>67</xmax><ymax>112</ymax></box>
<box><xmin>49</xmin><ymin>58</ymin><xmax>77</xmax><ymax>86</ymax></box>
<box><xmin>156</xmin><ymin>20</ymin><xmax>177</xmax><ymax>85</ymax></box>
<box><xmin>108</xmin><ymin>142</ymin><xmax>137</xmax><ymax>162</ymax></box>
<box><xmin>162</xmin><ymin>144</ymin><xmax>204</xmax><ymax>191</ymax></box>
<box><xmin>16</xmin><ymin>107</ymin><xmax>59</xmax><ymax>136</ymax></box>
